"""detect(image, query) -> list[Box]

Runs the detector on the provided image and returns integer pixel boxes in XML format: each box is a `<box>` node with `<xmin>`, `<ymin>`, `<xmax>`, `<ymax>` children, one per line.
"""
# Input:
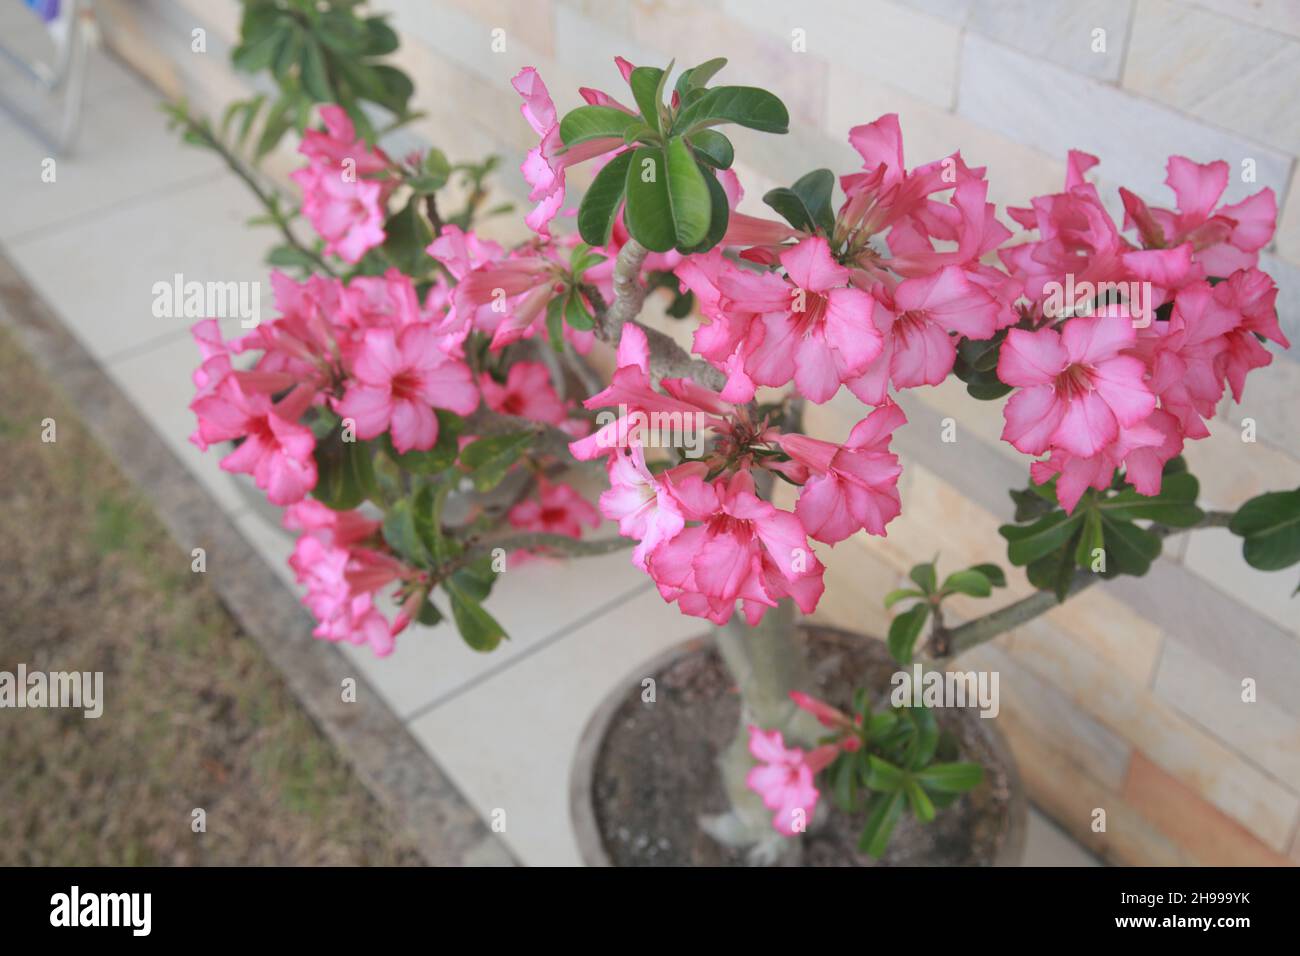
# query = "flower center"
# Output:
<box><xmin>793</xmin><ymin>291</ymin><xmax>829</xmax><ymax>335</ymax></box>
<box><xmin>893</xmin><ymin>309</ymin><xmax>929</xmax><ymax>346</ymax></box>
<box><xmin>1054</xmin><ymin>363</ymin><xmax>1094</xmax><ymax>400</ymax></box>
<box><xmin>390</xmin><ymin>369</ymin><xmax>422</xmax><ymax>401</ymax></box>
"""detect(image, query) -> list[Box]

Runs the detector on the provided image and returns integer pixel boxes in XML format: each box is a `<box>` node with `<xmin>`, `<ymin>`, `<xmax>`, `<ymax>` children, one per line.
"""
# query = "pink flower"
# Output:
<box><xmin>741</xmin><ymin>236</ymin><xmax>882</xmax><ymax>404</ymax></box>
<box><xmin>745</xmin><ymin>726</ymin><xmax>837</xmax><ymax>836</ymax></box>
<box><xmin>647</xmin><ymin>469</ymin><xmax>825</xmax><ymax>626</ymax></box>
<box><xmin>512</xmin><ymin>67</ymin><xmax>628</xmax><ymax>236</ymax></box>
<box><xmin>480</xmin><ymin>361</ymin><xmax>569</xmax><ymax>425</ymax></box>
<box><xmin>998</xmin><ymin>311</ymin><xmax>1156</xmax><ymax>459</ymax></box>
<box><xmin>291</xmin><ymin>105</ymin><xmax>394</xmax><ymax>264</ymax></box>
<box><xmin>569</xmin><ymin>323</ymin><xmax>729</xmax><ymax>461</ymax></box>
<box><xmin>1030</xmin><ymin>408</ymin><xmax>1183</xmax><ymax>513</ymax></box>
<box><xmin>292</xmin><ymin>165</ymin><xmax>386</xmax><ymax>264</ymax></box>
<box><xmin>283</xmin><ymin>501</ymin><xmax>412</xmax><ymax>657</ymax></box>
<box><xmin>776</xmin><ymin>403</ymin><xmax>906</xmax><ymax>543</ymax></box>
<box><xmin>336</xmin><ymin>324</ymin><xmax>479</xmax><ymax>452</ymax></box>
<box><xmin>508</xmin><ymin>480</ymin><xmax>600</xmax><ymax>539</ymax></box>
<box><xmin>1120</xmin><ymin>156</ymin><xmax>1276</xmax><ymax>276</ymax></box>
<box><xmin>299</xmin><ymin>104</ymin><xmax>390</xmax><ymax>177</ymax></box>
<box><xmin>847</xmin><ymin>266</ymin><xmax>1002</xmax><ymax>405</ymax></box>
<box><xmin>190</xmin><ymin>377</ymin><xmax>318</xmax><ymax>506</ymax></box>
<box><xmin>598</xmin><ymin>444</ymin><xmax>688</xmax><ymax>570</ymax></box>
<box><xmin>1214</xmin><ymin>267</ymin><xmax>1289</xmax><ymax>401</ymax></box>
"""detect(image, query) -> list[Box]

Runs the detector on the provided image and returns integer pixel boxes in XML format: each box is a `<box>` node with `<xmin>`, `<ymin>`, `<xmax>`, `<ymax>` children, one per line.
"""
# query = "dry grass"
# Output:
<box><xmin>0</xmin><ymin>324</ymin><xmax>422</xmax><ymax>865</ymax></box>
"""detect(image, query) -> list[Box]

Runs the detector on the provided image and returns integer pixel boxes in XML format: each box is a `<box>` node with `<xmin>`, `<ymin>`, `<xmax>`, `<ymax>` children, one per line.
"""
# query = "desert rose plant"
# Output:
<box><xmin>170</xmin><ymin>0</ymin><xmax>1299</xmax><ymax>862</ymax></box>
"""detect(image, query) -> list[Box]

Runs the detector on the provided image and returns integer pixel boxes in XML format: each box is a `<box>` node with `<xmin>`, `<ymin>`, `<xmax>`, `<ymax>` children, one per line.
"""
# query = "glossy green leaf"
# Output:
<box><xmin>1099</xmin><ymin>514</ymin><xmax>1162</xmax><ymax>575</ymax></box>
<box><xmin>576</xmin><ymin>149</ymin><xmax>633</xmax><ymax>246</ymax></box>
<box><xmin>559</xmin><ymin>105</ymin><xmax>641</xmax><ymax>148</ymax></box>
<box><xmin>941</xmin><ymin>569</ymin><xmax>992</xmax><ymax>598</ymax></box>
<box><xmin>460</xmin><ymin>432</ymin><xmax>533</xmax><ymax>492</ymax></box>
<box><xmin>858</xmin><ymin>790</ymin><xmax>905</xmax><ymax>858</ymax></box>
<box><xmin>915</xmin><ymin>761</ymin><xmax>984</xmax><ymax>794</ymax></box>
<box><xmin>629</xmin><ymin>65</ymin><xmax>667</xmax><ymax>133</ymax></box>
<box><xmin>1000</xmin><ymin>510</ymin><xmax>1084</xmax><ymax>565</ymax></box>
<box><xmin>623</xmin><ymin>147</ymin><xmax>675</xmax><ymax>253</ymax></box>
<box><xmin>969</xmin><ymin>563</ymin><xmax>1006</xmax><ymax>588</ymax></box>
<box><xmin>686</xmin><ymin>129</ymin><xmax>734</xmax><ymax>169</ymax></box>
<box><xmin>443</xmin><ymin>579</ymin><xmax>506</xmax><ymax>652</ymax></box>
<box><xmin>1229</xmin><ymin>488</ymin><xmax>1300</xmax><ymax>571</ymax></box>
<box><xmin>887</xmin><ymin>603</ymin><xmax>929</xmax><ymax>665</ymax></box>
<box><xmin>883</xmin><ymin>587</ymin><xmax>925</xmax><ymax>609</ymax></box>
<box><xmin>673</xmin><ymin>85</ymin><xmax>790</xmax><ymax>135</ymax></box>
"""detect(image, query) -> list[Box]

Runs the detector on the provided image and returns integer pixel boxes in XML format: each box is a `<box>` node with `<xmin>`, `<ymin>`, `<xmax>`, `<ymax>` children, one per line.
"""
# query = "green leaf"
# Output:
<box><xmin>623</xmin><ymin>147</ymin><xmax>675</xmax><ymax>253</ymax></box>
<box><xmin>415</xmin><ymin>595</ymin><xmax>443</xmax><ymax>626</ymax></box>
<box><xmin>629</xmin><ymin>65</ymin><xmax>667</xmax><ymax>133</ymax></box>
<box><xmin>370</xmin><ymin>65</ymin><xmax>415</xmax><ymax>113</ymax></box>
<box><xmin>909</xmin><ymin>561</ymin><xmax>937</xmax><ymax>593</ymax></box>
<box><xmin>673</xmin><ymin>85</ymin><xmax>790</xmax><ymax>135</ymax></box>
<box><xmin>686</xmin><ymin>129</ymin><xmax>734</xmax><ymax>169</ymax></box>
<box><xmin>559</xmin><ymin>105</ymin><xmax>641</xmax><ymax>148</ymax></box>
<box><xmin>674</xmin><ymin>56</ymin><xmax>727</xmax><ymax>98</ymax></box>
<box><xmin>272</xmin><ymin>24</ymin><xmax>303</xmax><ymax>83</ymax></box>
<box><xmin>311</xmin><ymin>432</ymin><xmax>376</xmax><ymax>511</ymax></box>
<box><xmin>832</xmin><ymin>752</ymin><xmax>858</xmax><ymax>812</ymax></box>
<box><xmin>915</xmin><ymin>761</ymin><xmax>984</xmax><ymax>794</ymax></box>
<box><xmin>460</xmin><ymin>432</ymin><xmax>533</xmax><ymax>492</ymax></box>
<box><xmin>424</xmin><ymin>146</ymin><xmax>451</xmax><ymax>177</ymax></box>
<box><xmin>545</xmin><ymin>295</ymin><xmax>566</xmax><ymax>352</ymax></box>
<box><xmin>443</xmin><ymin>579</ymin><xmax>506</xmax><ymax>652</ymax></box>
<box><xmin>301</xmin><ymin>38</ymin><xmax>333</xmax><ymax>102</ymax></box>
<box><xmin>763</xmin><ymin>186</ymin><xmax>816</xmax><ymax>232</ymax></box>
<box><xmin>941</xmin><ymin>569</ymin><xmax>992</xmax><ymax>598</ymax></box>
<box><xmin>1074</xmin><ymin>508</ymin><xmax>1105</xmax><ymax>569</ymax></box>
<box><xmin>1098</xmin><ymin>472</ymin><xmax>1204</xmax><ymax>526</ymax></box>
<box><xmin>1010</xmin><ymin>487</ymin><xmax>1057</xmax><ymax>523</ymax></box>
<box><xmin>969</xmin><ymin>563</ymin><xmax>1007</xmax><ymax>588</ymax></box>
<box><xmin>1229</xmin><ymin>488</ymin><xmax>1300</xmax><ymax>571</ymax></box>
<box><xmin>232</xmin><ymin>22</ymin><xmax>288</xmax><ymax>74</ymax></box>
<box><xmin>363</xmin><ymin>17</ymin><xmax>400</xmax><ymax>55</ymax></box>
<box><xmin>1000</xmin><ymin>510</ymin><xmax>1084</xmax><ymax>566</ymax></box>
<box><xmin>576</xmin><ymin>149</ymin><xmax>633</xmax><ymax>246</ymax></box>
<box><xmin>864</xmin><ymin>755</ymin><xmax>906</xmax><ymax>792</ymax></box>
<box><xmin>883</xmin><ymin>588</ymin><xmax>925</xmax><ymax>609</ymax></box>
<box><xmin>663</xmin><ymin>136</ymin><xmax>712</xmax><ymax>250</ymax></box>
<box><xmin>858</xmin><ymin>790</ymin><xmax>905</xmax><ymax>858</ymax></box>
<box><xmin>904</xmin><ymin>779</ymin><xmax>936</xmax><ymax>824</ymax></box>
<box><xmin>887</xmin><ymin>603</ymin><xmax>929</xmax><ymax>665</ymax></box>
<box><xmin>956</xmin><ymin>332</ymin><xmax>1006</xmax><ymax>373</ymax></box>
<box><xmin>1026</xmin><ymin>532</ymin><xmax>1081</xmax><ymax>602</ymax></box>
<box><xmin>450</xmin><ymin>554</ymin><xmax>498</xmax><ymax>603</ymax></box>
<box><xmin>764</xmin><ymin>168</ymin><xmax>835</xmax><ymax>234</ymax></box>
<box><xmin>382</xmin><ymin>497</ymin><xmax>429</xmax><ymax>566</ymax></box>
<box><xmin>266</xmin><ymin>244</ymin><xmax>318</xmax><ymax>272</ymax></box>
<box><xmin>1098</xmin><ymin>513</ymin><xmax>1162</xmax><ymax>575</ymax></box>
<box><xmin>254</xmin><ymin>95</ymin><xmax>293</xmax><ymax>159</ymax></box>
<box><xmin>675</xmin><ymin>165</ymin><xmax>730</xmax><ymax>255</ymax></box>
<box><xmin>381</xmin><ymin>416</ymin><xmax>461</xmax><ymax>475</ymax></box>
<box><xmin>565</xmin><ymin>291</ymin><xmax>595</xmax><ymax>331</ymax></box>
<box><xmin>382</xmin><ymin>197</ymin><xmax>434</xmax><ymax>275</ymax></box>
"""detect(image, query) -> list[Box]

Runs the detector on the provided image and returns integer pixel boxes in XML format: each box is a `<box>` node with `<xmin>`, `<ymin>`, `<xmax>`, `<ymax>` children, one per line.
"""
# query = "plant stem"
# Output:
<box><xmin>171</xmin><ymin>105</ymin><xmax>338</xmax><ymax>278</ymax></box>
<box><xmin>929</xmin><ymin>509</ymin><xmax>1236</xmax><ymax>660</ymax></box>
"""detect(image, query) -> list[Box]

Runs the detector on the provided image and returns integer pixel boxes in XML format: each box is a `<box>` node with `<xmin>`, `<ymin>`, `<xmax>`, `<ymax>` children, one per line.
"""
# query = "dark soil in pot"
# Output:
<box><xmin>585</xmin><ymin>624</ymin><xmax>1024</xmax><ymax>866</ymax></box>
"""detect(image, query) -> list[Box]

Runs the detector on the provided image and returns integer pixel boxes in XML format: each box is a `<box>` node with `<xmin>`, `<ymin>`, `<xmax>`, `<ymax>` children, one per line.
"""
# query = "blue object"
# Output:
<box><xmin>23</xmin><ymin>0</ymin><xmax>61</xmax><ymax>24</ymax></box>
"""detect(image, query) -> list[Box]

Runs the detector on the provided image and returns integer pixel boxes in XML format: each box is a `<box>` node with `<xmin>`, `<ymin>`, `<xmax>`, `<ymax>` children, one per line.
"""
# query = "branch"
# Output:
<box><xmin>929</xmin><ymin>509</ymin><xmax>1236</xmax><ymax>661</ymax></box>
<box><xmin>464</xmin><ymin>407</ymin><xmax>578</xmax><ymax>460</ymax></box>
<box><xmin>170</xmin><ymin>104</ymin><xmax>338</xmax><ymax>278</ymax></box>
<box><xmin>584</xmin><ymin>242</ymin><xmax>727</xmax><ymax>391</ymax></box>
<box><xmin>602</xmin><ymin>239</ymin><xmax>650</xmax><ymax>336</ymax></box>
<box><xmin>462</xmin><ymin>531</ymin><xmax>635</xmax><ymax>564</ymax></box>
